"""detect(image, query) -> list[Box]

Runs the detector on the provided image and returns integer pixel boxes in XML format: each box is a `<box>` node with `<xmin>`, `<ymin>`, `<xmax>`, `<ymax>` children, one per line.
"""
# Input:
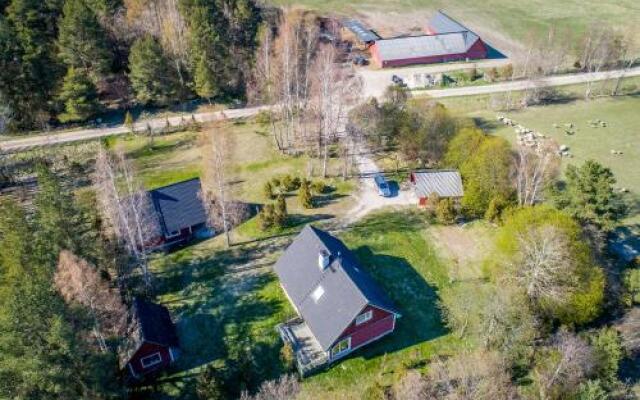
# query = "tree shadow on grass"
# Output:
<box><xmin>126</xmin><ymin>136</ymin><xmax>196</xmax><ymax>160</ymax></box>
<box><xmin>344</xmin><ymin>247</ymin><xmax>448</xmax><ymax>362</ymax></box>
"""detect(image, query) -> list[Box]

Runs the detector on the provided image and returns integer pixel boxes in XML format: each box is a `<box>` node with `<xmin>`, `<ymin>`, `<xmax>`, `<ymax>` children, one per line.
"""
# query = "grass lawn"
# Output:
<box><xmin>144</xmin><ymin>210</ymin><xmax>467</xmax><ymax>399</ymax></box>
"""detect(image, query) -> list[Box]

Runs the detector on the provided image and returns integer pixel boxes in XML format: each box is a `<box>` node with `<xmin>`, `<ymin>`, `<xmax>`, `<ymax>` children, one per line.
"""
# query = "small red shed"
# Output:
<box><xmin>120</xmin><ymin>298</ymin><xmax>180</xmax><ymax>382</ymax></box>
<box><xmin>410</xmin><ymin>170</ymin><xmax>464</xmax><ymax>207</ymax></box>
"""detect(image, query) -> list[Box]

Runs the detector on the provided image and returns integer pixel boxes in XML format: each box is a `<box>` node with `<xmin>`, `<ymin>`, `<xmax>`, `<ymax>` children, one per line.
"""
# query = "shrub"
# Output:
<box><xmin>624</xmin><ymin>268</ymin><xmax>640</xmax><ymax>305</ymax></box>
<box><xmin>263</xmin><ymin>181</ymin><xmax>274</xmax><ymax>200</ymax></box>
<box><xmin>299</xmin><ymin>179</ymin><xmax>314</xmax><ymax>209</ymax></box>
<box><xmin>590</xmin><ymin>328</ymin><xmax>622</xmax><ymax>387</ymax></box>
<box><xmin>311</xmin><ymin>180</ymin><xmax>329</xmax><ymax>195</ymax></box>
<box><xmin>255</xmin><ymin>110</ymin><xmax>272</xmax><ymax>126</ymax></box>
<box><xmin>274</xmin><ymin>195</ymin><xmax>288</xmax><ymax>227</ymax></box>
<box><xmin>271</xmin><ymin>177</ymin><xmax>281</xmax><ymax>189</ymax></box>
<box><xmin>196</xmin><ymin>365</ymin><xmax>225</xmax><ymax>400</ymax></box>
<box><xmin>280</xmin><ymin>342</ymin><xmax>296</xmax><ymax>372</ymax></box>
<box><xmin>124</xmin><ymin>111</ymin><xmax>134</xmax><ymax>131</ymax></box>
<box><xmin>258</xmin><ymin>204</ymin><xmax>275</xmax><ymax>230</ymax></box>
<box><xmin>485</xmin><ymin>196</ymin><xmax>508</xmax><ymax>223</ymax></box>
<box><xmin>436</xmin><ymin>198</ymin><xmax>456</xmax><ymax>224</ymax></box>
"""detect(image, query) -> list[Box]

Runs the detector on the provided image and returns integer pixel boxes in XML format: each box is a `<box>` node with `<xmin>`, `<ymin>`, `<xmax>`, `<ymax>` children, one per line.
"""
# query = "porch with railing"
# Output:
<box><xmin>277</xmin><ymin>317</ymin><xmax>329</xmax><ymax>377</ymax></box>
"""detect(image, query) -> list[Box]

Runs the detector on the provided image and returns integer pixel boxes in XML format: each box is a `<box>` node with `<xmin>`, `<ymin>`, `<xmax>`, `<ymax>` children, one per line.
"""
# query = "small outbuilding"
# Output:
<box><xmin>410</xmin><ymin>170</ymin><xmax>464</xmax><ymax>207</ymax></box>
<box><xmin>120</xmin><ymin>298</ymin><xmax>180</xmax><ymax>382</ymax></box>
<box><xmin>149</xmin><ymin>178</ymin><xmax>210</xmax><ymax>245</ymax></box>
<box><xmin>275</xmin><ymin>225</ymin><xmax>400</xmax><ymax>376</ymax></box>
<box><xmin>342</xmin><ymin>19</ymin><xmax>379</xmax><ymax>49</ymax></box>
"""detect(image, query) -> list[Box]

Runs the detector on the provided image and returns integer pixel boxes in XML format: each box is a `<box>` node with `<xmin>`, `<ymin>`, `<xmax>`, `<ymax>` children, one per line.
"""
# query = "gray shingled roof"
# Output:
<box><xmin>428</xmin><ymin>10</ymin><xmax>479</xmax><ymax>48</ymax></box>
<box><xmin>412</xmin><ymin>170</ymin><xmax>464</xmax><ymax>198</ymax></box>
<box><xmin>343</xmin><ymin>19</ymin><xmax>379</xmax><ymax>43</ymax></box>
<box><xmin>150</xmin><ymin>178</ymin><xmax>207</xmax><ymax>235</ymax></box>
<box><xmin>374</xmin><ymin>10</ymin><xmax>481</xmax><ymax>62</ymax></box>
<box><xmin>274</xmin><ymin>225</ymin><xmax>398</xmax><ymax>351</ymax></box>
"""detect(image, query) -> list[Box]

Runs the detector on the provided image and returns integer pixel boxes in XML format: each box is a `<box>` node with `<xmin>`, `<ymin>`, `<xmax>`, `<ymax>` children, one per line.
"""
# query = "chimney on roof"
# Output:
<box><xmin>318</xmin><ymin>250</ymin><xmax>331</xmax><ymax>270</ymax></box>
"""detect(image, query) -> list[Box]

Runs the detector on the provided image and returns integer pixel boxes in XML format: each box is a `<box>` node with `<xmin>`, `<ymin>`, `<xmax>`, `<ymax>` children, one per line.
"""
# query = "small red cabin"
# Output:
<box><xmin>120</xmin><ymin>299</ymin><xmax>180</xmax><ymax>382</ymax></box>
<box><xmin>410</xmin><ymin>170</ymin><xmax>464</xmax><ymax>207</ymax></box>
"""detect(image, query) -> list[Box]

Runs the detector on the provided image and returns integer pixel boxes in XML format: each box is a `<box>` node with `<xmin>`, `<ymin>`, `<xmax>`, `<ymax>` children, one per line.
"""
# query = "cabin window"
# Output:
<box><xmin>165</xmin><ymin>230</ymin><xmax>181</xmax><ymax>239</ymax></box>
<box><xmin>355</xmin><ymin>310</ymin><xmax>373</xmax><ymax>326</ymax></box>
<box><xmin>331</xmin><ymin>337</ymin><xmax>351</xmax><ymax>358</ymax></box>
<box><xmin>141</xmin><ymin>352</ymin><xmax>163</xmax><ymax>368</ymax></box>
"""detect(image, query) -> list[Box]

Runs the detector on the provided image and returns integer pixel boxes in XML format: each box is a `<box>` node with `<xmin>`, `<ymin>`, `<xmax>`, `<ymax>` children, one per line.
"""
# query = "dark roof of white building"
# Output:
<box><xmin>343</xmin><ymin>19</ymin><xmax>380</xmax><ymax>43</ymax></box>
<box><xmin>274</xmin><ymin>225</ymin><xmax>399</xmax><ymax>351</ymax></box>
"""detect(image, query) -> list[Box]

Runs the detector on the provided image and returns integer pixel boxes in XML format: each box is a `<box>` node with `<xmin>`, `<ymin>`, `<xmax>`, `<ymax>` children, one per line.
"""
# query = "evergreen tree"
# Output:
<box><xmin>194</xmin><ymin>55</ymin><xmax>218</xmax><ymax>101</ymax></box>
<box><xmin>187</xmin><ymin>5</ymin><xmax>223</xmax><ymax>100</ymax></box>
<box><xmin>0</xmin><ymin>199</ymin><xmax>32</xmax><ymax>280</ymax></box>
<box><xmin>57</xmin><ymin>67</ymin><xmax>101</xmax><ymax>123</ymax></box>
<box><xmin>128</xmin><ymin>35</ymin><xmax>178</xmax><ymax>105</ymax></box>
<box><xmin>551</xmin><ymin>160</ymin><xmax>626</xmax><ymax>230</ymax></box>
<box><xmin>299</xmin><ymin>179</ymin><xmax>314</xmax><ymax>209</ymax></box>
<box><xmin>57</xmin><ymin>0</ymin><xmax>112</xmax><ymax>75</ymax></box>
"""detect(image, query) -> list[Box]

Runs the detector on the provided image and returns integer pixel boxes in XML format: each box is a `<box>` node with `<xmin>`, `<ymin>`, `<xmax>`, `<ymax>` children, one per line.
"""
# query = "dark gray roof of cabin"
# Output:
<box><xmin>343</xmin><ymin>19</ymin><xmax>379</xmax><ymax>43</ymax></box>
<box><xmin>412</xmin><ymin>170</ymin><xmax>464</xmax><ymax>198</ymax></box>
<box><xmin>428</xmin><ymin>10</ymin><xmax>479</xmax><ymax>48</ymax></box>
<box><xmin>274</xmin><ymin>225</ymin><xmax>398</xmax><ymax>351</ymax></box>
<box><xmin>134</xmin><ymin>298</ymin><xmax>179</xmax><ymax>348</ymax></box>
<box><xmin>150</xmin><ymin>178</ymin><xmax>207</xmax><ymax>234</ymax></box>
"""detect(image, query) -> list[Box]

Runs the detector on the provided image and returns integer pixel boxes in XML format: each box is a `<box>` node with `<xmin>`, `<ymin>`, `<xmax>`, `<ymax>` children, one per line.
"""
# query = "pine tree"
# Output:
<box><xmin>299</xmin><ymin>179</ymin><xmax>314</xmax><ymax>209</ymax></box>
<box><xmin>57</xmin><ymin>67</ymin><xmax>101</xmax><ymax>123</ymax></box>
<box><xmin>186</xmin><ymin>5</ymin><xmax>223</xmax><ymax>100</ymax></box>
<box><xmin>194</xmin><ymin>55</ymin><xmax>218</xmax><ymax>101</ymax></box>
<box><xmin>57</xmin><ymin>0</ymin><xmax>112</xmax><ymax>75</ymax></box>
<box><xmin>128</xmin><ymin>35</ymin><xmax>178</xmax><ymax>105</ymax></box>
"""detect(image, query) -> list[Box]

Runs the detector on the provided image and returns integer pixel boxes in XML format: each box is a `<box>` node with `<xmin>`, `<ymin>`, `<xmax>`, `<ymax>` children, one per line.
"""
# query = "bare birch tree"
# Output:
<box><xmin>55</xmin><ymin>250</ymin><xmax>128</xmax><ymax>351</ymax></box>
<box><xmin>200</xmin><ymin>123</ymin><xmax>247</xmax><ymax>248</ymax></box>
<box><xmin>579</xmin><ymin>25</ymin><xmax>621</xmax><ymax>99</ymax></box>
<box><xmin>533</xmin><ymin>330</ymin><xmax>595</xmax><ymax>400</ymax></box>
<box><xmin>310</xmin><ymin>44</ymin><xmax>363</xmax><ymax>177</ymax></box>
<box><xmin>510</xmin><ymin>225</ymin><xmax>578</xmax><ymax>305</ymax></box>
<box><xmin>612</xmin><ymin>29</ymin><xmax>640</xmax><ymax>96</ymax></box>
<box><xmin>93</xmin><ymin>146</ymin><xmax>160</xmax><ymax>290</ymax></box>
<box><xmin>515</xmin><ymin>143</ymin><xmax>560</xmax><ymax>206</ymax></box>
<box><xmin>239</xmin><ymin>374</ymin><xmax>299</xmax><ymax>400</ymax></box>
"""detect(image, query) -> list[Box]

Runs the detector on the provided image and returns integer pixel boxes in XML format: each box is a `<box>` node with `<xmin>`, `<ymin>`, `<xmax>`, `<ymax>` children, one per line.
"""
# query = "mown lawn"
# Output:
<box><xmin>143</xmin><ymin>210</ymin><xmax>462</xmax><ymax>399</ymax></box>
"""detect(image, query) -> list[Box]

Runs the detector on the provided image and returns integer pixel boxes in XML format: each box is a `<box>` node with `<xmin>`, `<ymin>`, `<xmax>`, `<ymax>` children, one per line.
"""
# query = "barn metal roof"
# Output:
<box><xmin>412</xmin><ymin>170</ymin><xmax>464</xmax><ymax>198</ymax></box>
<box><xmin>374</xmin><ymin>33</ymin><xmax>470</xmax><ymax>61</ymax></box>
<box><xmin>343</xmin><ymin>19</ymin><xmax>379</xmax><ymax>43</ymax></box>
<box><xmin>428</xmin><ymin>10</ymin><xmax>479</xmax><ymax>48</ymax></box>
<box><xmin>274</xmin><ymin>225</ymin><xmax>399</xmax><ymax>351</ymax></box>
<box><xmin>150</xmin><ymin>178</ymin><xmax>207</xmax><ymax>235</ymax></box>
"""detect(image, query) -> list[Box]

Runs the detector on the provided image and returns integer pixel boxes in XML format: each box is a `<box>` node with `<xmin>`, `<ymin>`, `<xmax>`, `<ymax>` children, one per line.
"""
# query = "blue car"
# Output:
<box><xmin>374</xmin><ymin>174</ymin><xmax>391</xmax><ymax>197</ymax></box>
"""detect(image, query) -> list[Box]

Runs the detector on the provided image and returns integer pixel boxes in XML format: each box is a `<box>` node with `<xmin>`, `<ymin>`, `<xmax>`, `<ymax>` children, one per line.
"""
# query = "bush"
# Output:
<box><xmin>274</xmin><ymin>195</ymin><xmax>288</xmax><ymax>227</ymax></box>
<box><xmin>436</xmin><ymin>198</ymin><xmax>456</xmax><ymax>224</ymax></box>
<box><xmin>258</xmin><ymin>204</ymin><xmax>276</xmax><ymax>230</ymax></box>
<box><xmin>255</xmin><ymin>110</ymin><xmax>272</xmax><ymax>126</ymax></box>
<box><xmin>485</xmin><ymin>196</ymin><xmax>508</xmax><ymax>223</ymax></box>
<box><xmin>590</xmin><ymin>328</ymin><xmax>622</xmax><ymax>387</ymax></box>
<box><xmin>263</xmin><ymin>181</ymin><xmax>274</xmax><ymax>200</ymax></box>
<box><xmin>311</xmin><ymin>180</ymin><xmax>330</xmax><ymax>195</ymax></box>
<box><xmin>623</xmin><ymin>268</ymin><xmax>640</xmax><ymax>305</ymax></box>
<box><xmin>280</xmin><ymin>342</ymin><xmax>296</xmax><ymax>372</ymax></box>
<box><xmin>299</xmin><ymin>179</ymin><xmax>314</xmax><ymax>209</ymax></box>
<box><xmin>196</xmin><ymin>365</ymin><xmax>225</xmax><ymax>400</ymax></box>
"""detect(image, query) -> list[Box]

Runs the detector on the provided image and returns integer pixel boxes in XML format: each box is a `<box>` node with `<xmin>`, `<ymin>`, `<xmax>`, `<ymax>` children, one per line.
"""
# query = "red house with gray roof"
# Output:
<box><xmin>274</xmin><ymin>225</ymin><xmax>400</xmax><ymax>376</ymax></box>
<box><xmin>370</xmin><ymin>10</ymin><xmax>488</xmax><ymax>68</ymax></box>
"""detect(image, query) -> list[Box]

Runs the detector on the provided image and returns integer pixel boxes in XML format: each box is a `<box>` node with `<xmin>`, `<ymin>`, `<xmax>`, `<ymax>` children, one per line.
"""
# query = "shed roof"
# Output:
<box><xmin>412</xmin><ymin>170</ymin><xmax>464</xmax><ymax>198</ymax></box>
<box><xmin>150</xmin><ymin>178</ymin><xmax>207</xmax><ymax>235</ymax></box>
<box><xmin>343</xmin><ymin>19</ymin><xmax>379</xmax><ymax>43</ymax></box>
<box><xmin>274</xmin><ymin>225</ymin><xmax>398</xmax><ymax>351</ymax></box>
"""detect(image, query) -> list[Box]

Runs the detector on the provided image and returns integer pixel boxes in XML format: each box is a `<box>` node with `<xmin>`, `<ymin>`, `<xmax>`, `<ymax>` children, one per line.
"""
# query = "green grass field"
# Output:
<box><xmin>144</xmin><ymin>211</ymin><xmax>467</xmax><ymax>399</ymax></box>
<box><xmin>270</xmin><ymin>0</ymin><xmax>638</xmax><ymax>47</ymax></box>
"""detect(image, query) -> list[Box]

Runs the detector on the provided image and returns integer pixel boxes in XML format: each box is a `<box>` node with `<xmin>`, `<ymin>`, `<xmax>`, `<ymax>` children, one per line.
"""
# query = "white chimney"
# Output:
<box><xmin>318</xmin><ymin>250</ymin><xmax>331</xmax><ymax>270</ymax></box>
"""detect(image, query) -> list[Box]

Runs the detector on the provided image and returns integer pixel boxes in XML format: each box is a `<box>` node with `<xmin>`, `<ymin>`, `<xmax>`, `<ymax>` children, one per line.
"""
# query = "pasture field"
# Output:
<box><xmin>270</xmin><ymin>0</ymin><xmax>639</xmax><ymax>53</ymax></box>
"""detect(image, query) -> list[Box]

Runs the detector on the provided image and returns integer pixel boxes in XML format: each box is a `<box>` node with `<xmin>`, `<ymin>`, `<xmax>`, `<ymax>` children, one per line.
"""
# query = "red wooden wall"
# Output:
<box><xmin>331</xmin><ymin>305</ymin><xmax>396</xmax><ymax>358</ymax></box>
<box><xmin>128</xmin><ymin>342</ymin><xmax>173</xmax><ymax>377</ymax></box>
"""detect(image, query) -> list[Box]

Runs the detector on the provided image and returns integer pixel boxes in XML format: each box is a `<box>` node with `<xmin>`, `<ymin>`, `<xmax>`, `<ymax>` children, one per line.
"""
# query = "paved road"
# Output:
<box><xmin>0</xmin><ymin>105</ymin><xmax>271</xmax><ymax>153</ymax></box>
<box><xmin>2</xmin><ymin>66</ymin><xmax>639</xmax><ymax>152</ymax></box>
<box><xmin>416</xmin><ymin>66</ymin><xmax>640</xmax><ymax>98</ymax></box>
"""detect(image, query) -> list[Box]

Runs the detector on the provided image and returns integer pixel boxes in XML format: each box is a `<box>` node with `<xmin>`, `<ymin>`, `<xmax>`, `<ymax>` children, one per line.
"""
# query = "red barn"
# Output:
<box><xmin>120</xmin><ymin>299</ymin><xmax>180</xmax><ymax>382</ymax></box>
<box><xmin>274</xmin><ymin>225</ymin><xmax>400</xmax><ymax>376</ymax></box>
<box><xmin>370</xmin><ymin>10</ymin><xmax>488</xmax><ymax>68</ymax></box>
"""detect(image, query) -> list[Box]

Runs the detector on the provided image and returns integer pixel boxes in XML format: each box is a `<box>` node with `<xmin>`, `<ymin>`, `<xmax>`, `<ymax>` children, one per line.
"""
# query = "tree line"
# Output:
<box><xmin>0</xmin><ymin>0</ymin><xmax>261</xmax><ymax>132</ymax></box>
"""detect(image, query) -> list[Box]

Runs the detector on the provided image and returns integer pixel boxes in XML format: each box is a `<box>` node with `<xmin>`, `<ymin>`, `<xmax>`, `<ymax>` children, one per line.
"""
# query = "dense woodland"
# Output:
<box><xmin>0</xmin><ymin>0</ymin><xmax>261</xmax><ymax>132</ymax></box>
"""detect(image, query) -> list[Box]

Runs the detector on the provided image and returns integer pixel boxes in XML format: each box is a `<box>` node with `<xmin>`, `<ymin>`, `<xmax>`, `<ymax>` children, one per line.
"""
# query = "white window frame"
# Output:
<box><xmin>331</xmin><ymin>337</ymin><xmax>351</xmax><ymax>358</ymax></box>
<box><xmin>165</xmin><ymin>230</ymin><xmax>181</xmax><ymax>239</ymax></box>
<box><xmin>355</xmin><ymin>310</ymin><xmax>373</xmax><ymax>326</ymax></box>
<box><xmin>140</xmin><ymin>352</ymin><xmax>163</xmax><ymax>369</ymax></box>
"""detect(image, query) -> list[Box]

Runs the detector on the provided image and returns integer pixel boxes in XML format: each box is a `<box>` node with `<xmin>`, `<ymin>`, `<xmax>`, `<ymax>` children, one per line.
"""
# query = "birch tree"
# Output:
<box><xmin>515</xmin><ymin>143</ymin><xmax>560</xmax><ymax>206</ymax></box>
<box><xmin>55</xmin><ymin>250</ymin><xmax>127</xmax><ymax>351</ymax></box>
<box><xmin>579</xmin><ymin>25</ymin><xmax>621</xmax><ymax>99</ymax></box>
<box><xmin>93</xmin><ymin>146</ymin><xmax>160</xmax><ymax>290</ymax></box>
<box><xmin>200</xmin><ymin>123</ymin><xmax>247</xmax><ymax>248</ymax></box>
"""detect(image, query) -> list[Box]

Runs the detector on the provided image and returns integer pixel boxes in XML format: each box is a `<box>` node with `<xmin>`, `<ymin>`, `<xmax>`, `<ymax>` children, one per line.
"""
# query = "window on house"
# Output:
<box><xmin>355</xmin><ymin>310</ymin><xmax>373</xmax><ymax>326</ymax></box>
<box><xmin>331</xmin><ymin>337</ymin><xmax>351</xmax><ymax>358</ymax></box>
<box><xmin>140</xmin><ymin>352</ymin><xmax>163</xmax><ymax>368</ymax></box>
<box><xmin>311</xmin><ymin>285</ymin><xmax>325</xmax><ymax>303</ymax></box>
<box><xmin>165</xmin><ymin>230</ymin><xmax>181</xmax><ymax>239</ymax></box>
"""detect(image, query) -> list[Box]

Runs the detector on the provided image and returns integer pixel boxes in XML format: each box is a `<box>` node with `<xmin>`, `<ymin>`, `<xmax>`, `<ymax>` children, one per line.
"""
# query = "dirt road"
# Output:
<box><xmin>3</xmin><ymin>67</ymin><xmax>639</xmax><ymax>153</ymax></box>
